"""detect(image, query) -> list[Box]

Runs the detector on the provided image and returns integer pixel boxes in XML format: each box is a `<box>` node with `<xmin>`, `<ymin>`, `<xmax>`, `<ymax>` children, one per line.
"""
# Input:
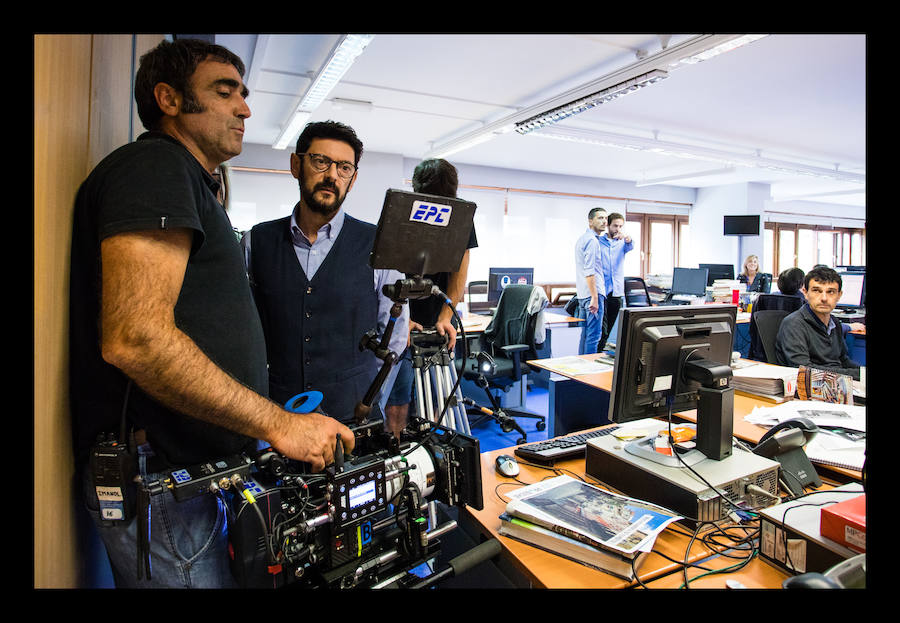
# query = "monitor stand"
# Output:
<box><xmin>623</xmin><ymin>425</ymin><xmax>708</xmax><ymax>468</ymax></box>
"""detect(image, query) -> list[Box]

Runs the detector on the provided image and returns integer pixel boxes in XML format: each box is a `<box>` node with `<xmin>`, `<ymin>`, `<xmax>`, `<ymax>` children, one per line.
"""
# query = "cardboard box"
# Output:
<box><xmin>820</xmin><ymin>493</ymin><xmax>865</xmax><ymax>553</ymax></box>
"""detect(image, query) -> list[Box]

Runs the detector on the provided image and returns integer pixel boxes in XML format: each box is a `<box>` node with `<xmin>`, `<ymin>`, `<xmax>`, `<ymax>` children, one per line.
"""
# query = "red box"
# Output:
<box><xmin>820</xmin><ymin>494</ymin><xmax>866</xmax><ymax>553</ymax></box>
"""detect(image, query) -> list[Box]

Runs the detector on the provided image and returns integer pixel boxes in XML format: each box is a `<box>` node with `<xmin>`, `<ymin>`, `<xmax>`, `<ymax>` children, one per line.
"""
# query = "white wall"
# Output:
<box><xmin>227</xmin><ymin>143</ymin><xmax>864</xmax><ymax>286</ymax></box>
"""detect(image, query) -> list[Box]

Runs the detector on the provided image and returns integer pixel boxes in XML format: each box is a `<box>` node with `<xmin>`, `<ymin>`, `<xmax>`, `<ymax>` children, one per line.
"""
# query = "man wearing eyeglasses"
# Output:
<box><xmin>243</xmin><ymin>120</ymin><xmax>408</xmax><ymax>426</ymax></box>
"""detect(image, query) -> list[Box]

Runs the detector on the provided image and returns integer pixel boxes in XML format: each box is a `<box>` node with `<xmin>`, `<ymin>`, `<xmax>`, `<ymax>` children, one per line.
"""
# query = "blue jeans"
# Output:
<box><xmin>83</xmin><ymin>444</ymin><xmax>236</xmax><ymax>588</ymax></box>
<box><xmin>386</xmin><ymin>348</ymin><xmax>414</xmax><ymax>407</ymax></box>
<box><xmin>576</xmin><ymin>296</ymin><xmax>605</xmax><ymax>355</ymax></box>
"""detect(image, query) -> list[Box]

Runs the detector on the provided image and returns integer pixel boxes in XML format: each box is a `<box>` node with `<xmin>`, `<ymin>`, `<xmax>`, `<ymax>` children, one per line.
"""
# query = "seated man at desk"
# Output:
<box><xmin>775</xmin><ymin>265</ymin><xmax>861</xmax><ymax>380</ymax></box>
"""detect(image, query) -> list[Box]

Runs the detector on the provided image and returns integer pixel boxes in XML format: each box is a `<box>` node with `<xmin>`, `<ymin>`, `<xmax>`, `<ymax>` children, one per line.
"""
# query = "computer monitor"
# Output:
<box><xmin>836</xmin><ymin>272</ymin><xmax>866</xmax><ymax>309</ymax></box>
<box><xmin>698</xmin><ymin>263</ymin><xmax>735</xmax><ymax>286</ymax></box>
<box><xmin>487</xmin><ymin>267</ymin><xmax>533</xmax><ymax>304</ymax></box>
<box><xmin>608</xmin><ymin>304</ymin><xmax>737</xmax><ymax>465</ymax></box>
<box><xmin>671</xmin><ymin>267</ymin><xmax>709</xmax><ymax>296</ymax></box>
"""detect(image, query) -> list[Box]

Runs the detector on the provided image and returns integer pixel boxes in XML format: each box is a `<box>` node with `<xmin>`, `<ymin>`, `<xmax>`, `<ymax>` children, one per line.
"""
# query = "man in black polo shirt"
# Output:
<box><xmin>69</xmin><ymin>38</ymin><xmax>354</xmax><ymax>588</ymax></box>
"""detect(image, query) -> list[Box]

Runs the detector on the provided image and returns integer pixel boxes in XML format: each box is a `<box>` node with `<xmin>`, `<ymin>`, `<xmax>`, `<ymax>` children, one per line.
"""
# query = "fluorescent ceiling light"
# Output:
<box><xmin>273</xmin><ymin>34</ymin><xmax>375</xmax><ymax>150</ymax></box>
<box><xmin>530</xmin><ymin>126</ymin><xmax>865</xmax><ymax>184</ymax></box>
<box><xmin>515</xmin><ymin>70</ymin><xmax>668</xmax><ymax>135</ymax></box>
<box><xmin>672</xmin><ymin>34</ymin><xmax>767</xmax><ymax>66</ymax></box>
<box><xmin>424</xmin><ymin>34</ymin><xmax>758</xmax><ymax>160</ymax></box>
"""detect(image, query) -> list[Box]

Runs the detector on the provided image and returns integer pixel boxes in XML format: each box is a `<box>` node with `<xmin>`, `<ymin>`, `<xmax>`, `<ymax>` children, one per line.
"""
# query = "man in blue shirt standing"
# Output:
<box><xmin>597</xmin><ymin>212</ymin><xmax>634</xmax><ymax>354</ymax></box>
<box><xmin>574</xmin><ymin>207</ymin><xmax>608</xmax><ymax>354</ymax></box>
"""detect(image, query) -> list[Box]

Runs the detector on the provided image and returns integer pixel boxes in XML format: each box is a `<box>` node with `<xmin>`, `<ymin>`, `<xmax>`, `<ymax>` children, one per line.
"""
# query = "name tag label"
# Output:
<box><xmin>410</xmin><ymin>201</ymin><xmax>452</xmax><ymax>227</ymax></box>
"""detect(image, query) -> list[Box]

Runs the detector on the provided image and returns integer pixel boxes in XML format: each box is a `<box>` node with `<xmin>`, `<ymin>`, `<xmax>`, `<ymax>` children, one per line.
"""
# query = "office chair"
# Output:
<box><xmin>467</xmin><ymin>280</ymin><xmax>492</xmax><ymax>314</ymax></box>
<box><xmin>457</xmin><ymin>283</ymin><xmax>548</xmax><ymax>444</ymax></box>
<box><xmin>752</xmin><ymin>309</ymin><xmax>792</xmax><ymax>364</ymax></box>
<box><xmin>748</xmin><ymin>294</ymin><xmax>803</xmax><ymax>361</ymax></box>
<box><xmin>623</xmin><ymin>277</ymin><xmax>652</xmax><ymax>307</ymax></box>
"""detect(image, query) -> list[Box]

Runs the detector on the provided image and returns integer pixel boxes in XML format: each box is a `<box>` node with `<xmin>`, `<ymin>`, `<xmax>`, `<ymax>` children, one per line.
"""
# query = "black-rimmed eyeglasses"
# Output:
<box><xmin>297</xmin><ymin>152</ymin><xmax>357</xmax><ymax>179</ymax></box>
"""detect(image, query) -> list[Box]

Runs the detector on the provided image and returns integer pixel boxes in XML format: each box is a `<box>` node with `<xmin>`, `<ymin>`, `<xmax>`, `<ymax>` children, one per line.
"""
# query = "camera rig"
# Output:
<box><xmin>147</xmin><ymin>413</ymin><xmax>485</xmax><ymax>588</ymax></box>
<box><xmin>132</xmin><ymin>190</ymin><xmax>494</xmax><ymax>588</ymax></box>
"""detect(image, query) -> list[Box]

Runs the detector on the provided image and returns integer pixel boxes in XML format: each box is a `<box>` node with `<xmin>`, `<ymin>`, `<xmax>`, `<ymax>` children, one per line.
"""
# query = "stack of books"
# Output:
<box><xmin>498</xmin><ymin>475</ymin><xmax>681</xmax><ymax>581</ymax></box>
<box><xmin>711</xmin><ymin>279</ymin><xmax>742</xmax><ymax>303</ymax></box>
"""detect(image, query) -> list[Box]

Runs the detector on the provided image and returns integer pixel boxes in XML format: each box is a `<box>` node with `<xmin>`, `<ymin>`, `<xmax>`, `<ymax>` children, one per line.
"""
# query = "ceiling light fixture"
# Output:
<box><xmin>424</xmin><ymin>34</ymin><xmax>762</xmax><ymax>160</ymax></box>
<box><xmin>273</xmin><ymin>34</ymin><xmax>375</xmax><ymax>150</ymax></box>
<box><xmin>530</xmin><ymin>126</ymin><xmax>865</xmax><ymax>184</ymax></box>
<box><xmin>671</xmin><ymin>34</ymin><xmax>767</xmax><ymax>66</ymax></box>
<box><xmin>514</xmin><ymin>70</ymin><xmax>669</xmax><ymax>135</ymax></box>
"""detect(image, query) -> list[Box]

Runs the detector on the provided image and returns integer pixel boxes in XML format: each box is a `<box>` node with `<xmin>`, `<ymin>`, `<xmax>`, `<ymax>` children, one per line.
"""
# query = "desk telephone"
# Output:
<box><xmin>751</xmin><ymin>417</ymin><xmax>822</xmax><ymax>497</ymax></box>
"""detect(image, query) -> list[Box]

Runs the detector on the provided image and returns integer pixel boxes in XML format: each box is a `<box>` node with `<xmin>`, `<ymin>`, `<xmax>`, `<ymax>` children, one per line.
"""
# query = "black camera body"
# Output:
<box><xmin>221</xmin><ymin>418</ymin><xmax>483</xmax><ymax>588</ymax></box>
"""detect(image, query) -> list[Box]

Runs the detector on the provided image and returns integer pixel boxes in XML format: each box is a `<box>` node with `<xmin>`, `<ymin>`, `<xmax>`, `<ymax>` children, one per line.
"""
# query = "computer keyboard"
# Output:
<box><xmin>514</xmin><ymin>426</ymin><xmax>620</xmax><ymax>464</ymax></box>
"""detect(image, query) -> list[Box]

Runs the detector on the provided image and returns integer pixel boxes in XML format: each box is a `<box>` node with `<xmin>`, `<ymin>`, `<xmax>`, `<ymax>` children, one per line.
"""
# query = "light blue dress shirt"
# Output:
<box><xmin>597</xmin><ymin>233</ymin><xmax>634</xmax><ymax>298</ymax></box>
<box><xmin>574</xmin><ymin>228</ymin><xmax>605</xmax><ymax>301</ymax></box>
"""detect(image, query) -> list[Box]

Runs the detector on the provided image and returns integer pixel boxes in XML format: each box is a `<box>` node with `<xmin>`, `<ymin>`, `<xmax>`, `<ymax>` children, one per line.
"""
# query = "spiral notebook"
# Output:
<box><xmin>804</xmin><ymin>431</ymin><xmax>866</xmax><ymax>471</ymax></box>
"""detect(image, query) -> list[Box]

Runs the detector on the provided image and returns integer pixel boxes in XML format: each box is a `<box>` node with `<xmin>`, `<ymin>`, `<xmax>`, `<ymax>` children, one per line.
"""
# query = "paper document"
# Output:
<box><xmin>744</xmin><ymin>400</ymin><xmax>866</xmax><ymax>433</ymax></box>
<box><xmin>536</xmin><ymin>356</ymin><xmax>613</xmax><ymax>376</ymax></box>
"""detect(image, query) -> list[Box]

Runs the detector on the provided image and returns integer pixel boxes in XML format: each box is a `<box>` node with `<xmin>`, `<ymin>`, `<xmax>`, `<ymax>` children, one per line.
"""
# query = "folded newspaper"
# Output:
<box><xmin>504</xmin><ymin>475</ymin><xmax>682</xmax><ymax>556</ymax></box>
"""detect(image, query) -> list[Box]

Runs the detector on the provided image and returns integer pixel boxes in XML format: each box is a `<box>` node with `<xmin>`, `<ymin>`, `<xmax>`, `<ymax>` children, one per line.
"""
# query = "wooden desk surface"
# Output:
<box><xmin>463</xmin><ymin>441</ymin><xmax>721</xmax><ymax>588</ymax></box>
<box><xmin>526</xmin><ymin>354</ymin><xmax>863</xmax><ymax>480</ymax></box>
<box><xmin>460</xmin><ymin>312</ymin><xmax>581</xmax><ymax>335</ymax></box>
<box><xmin>640</xmin><ymin>553</ymin><xmax>791</xmax><ymax>589</ymax></box>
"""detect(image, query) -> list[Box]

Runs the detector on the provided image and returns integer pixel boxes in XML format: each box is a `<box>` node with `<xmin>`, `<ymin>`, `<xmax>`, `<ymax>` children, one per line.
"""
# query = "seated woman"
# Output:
<box><xmin>738</xmin><ymin>254</ymin><xmax>770</xmax><ymax>292</ymax></box>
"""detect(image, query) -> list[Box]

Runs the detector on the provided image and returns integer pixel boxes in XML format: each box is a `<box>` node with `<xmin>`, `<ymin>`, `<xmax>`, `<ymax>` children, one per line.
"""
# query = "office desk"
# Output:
<box><xmin>526</xmin><ymin>354</ymin><xmax>864</xmax><ymax>482</ymax></box>
<box><xmin>460</xmin><ymin>439</ymin><xmax>722</xmax><ymax>588</ymax></box>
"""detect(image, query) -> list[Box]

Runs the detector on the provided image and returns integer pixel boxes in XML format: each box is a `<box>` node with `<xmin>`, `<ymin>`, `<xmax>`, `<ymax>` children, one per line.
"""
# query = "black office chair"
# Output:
<box><xmin>467</xmin><ymin>280</ymin><xmax>492</xmax><ymax>314</ymax></box>
<box><xmin>457</xmin><ymin>283</ymin><xmax>547</xmax><ymax>444</ymax></box>
<box><xmin>623</xmin><ymin>277</ymin><xmax>652</xmax><ymax>307</ymax></box>
<box><xmin>748</xmin><ymin>294</ymin><xmax>804</xmax><ymax>361</ymax></box>
<box><xmin>752</xmin><ymin>309</ymin><xmax>792</xmax><ymax>364</ymax></box>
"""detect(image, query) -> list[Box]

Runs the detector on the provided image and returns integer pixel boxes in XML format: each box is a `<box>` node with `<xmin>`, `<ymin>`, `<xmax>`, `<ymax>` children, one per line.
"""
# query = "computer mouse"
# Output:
<box><xmin>495</xmin><ymin>454</ymin><xmax>520</xmax><ymax>477</ymax></box>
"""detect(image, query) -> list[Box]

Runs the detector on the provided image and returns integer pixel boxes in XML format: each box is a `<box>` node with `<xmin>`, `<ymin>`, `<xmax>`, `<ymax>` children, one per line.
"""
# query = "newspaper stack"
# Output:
<box><xmin>499</xmin><ymin>475</ymin><xmax>682</xmax><ymax>580</ymax></box>
<box><xmin>731</xmin><ymin>362</ymin><xmax>798</xmax><ymax>398</ymax></box>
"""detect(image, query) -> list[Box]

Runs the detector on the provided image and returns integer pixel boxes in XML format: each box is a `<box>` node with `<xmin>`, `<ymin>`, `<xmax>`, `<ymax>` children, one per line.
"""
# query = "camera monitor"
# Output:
<box><xmin>370</xmin><ymin>189</ymin><xmax>476</xmax><ymax>277</ymax></box>
<box><xmin>608</xmin><ymin>304</ymin><xmax>737</xmax><ymax>465</ymax></box>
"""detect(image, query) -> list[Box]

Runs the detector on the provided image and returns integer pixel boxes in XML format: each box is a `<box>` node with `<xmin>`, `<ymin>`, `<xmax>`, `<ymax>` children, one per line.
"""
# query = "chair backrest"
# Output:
<box><xmin>467</xmin><ymin>280</ymin><xmax>492</xmax><ymax>313</ymax></box>
<box><xmin>754</xmin><ymin>293</ymin><xmax>804</xmax><ymax>313</ymax></box>
<box><xmin>753</xmin><ymin>309</ymin><xmax>791</xmax><ymax>364</ymax></box>
<box><xmin>484</xmin><ymin>284</ymin><xmax>544</xmax><ymax>360</ymax></box>
<box><xmin>468</xmin><ymin>280</ymin><xmax>488</xmax><ymax>297</ymax></box>
<box><xmin>747</xmin><ymin>295</ymin><xmax>804</xmax><ymax>361</ymax></box>
<box><xmin>623</xmin><ymin>277</ymin><xmax>651</xmax><ymax>307</ymax></box>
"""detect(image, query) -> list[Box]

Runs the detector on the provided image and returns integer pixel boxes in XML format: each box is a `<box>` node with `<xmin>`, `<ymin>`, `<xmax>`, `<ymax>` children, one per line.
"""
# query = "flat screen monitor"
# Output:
<box><xmin>487</xmin><ymin>267</ymin><xmax>533</xmax><ymax>304</ymax></box>
<box><xmin>698</xmin><ymin>263</ymin><xmax>735</xmax><ymax>286</ymax></box>
<box><xmin>723</xmin><ymin>215</ymin><xmax>760</xmax><ymax>236</ymax></box>
<box><xmin>608</xmin><ymin>304</ymin><xmax>737</xmax><ymax>464</ymax></box>
<box><xmin>836</xmin><ymin>272</ymin><xmax>866</xmax><ymax>309</ymax></box>
<box><xmin>671</xmin><ymin>267</ymin><xmax>709</xmax><ymax>296</ymax></box>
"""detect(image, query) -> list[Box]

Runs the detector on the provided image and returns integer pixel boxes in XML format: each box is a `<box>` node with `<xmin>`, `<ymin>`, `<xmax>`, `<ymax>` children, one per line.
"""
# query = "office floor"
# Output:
<box><xmin>466</xmin><ymin>386</ymin><xmax>550</xmax><ymax>452</ymax></box>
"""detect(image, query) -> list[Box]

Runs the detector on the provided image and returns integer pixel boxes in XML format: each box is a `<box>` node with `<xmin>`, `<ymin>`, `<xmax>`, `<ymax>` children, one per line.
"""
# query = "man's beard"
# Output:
<box><xmin>300</xmin><ymin>174</ymin><xmax>346</xmax><ymax>216</ymax></box>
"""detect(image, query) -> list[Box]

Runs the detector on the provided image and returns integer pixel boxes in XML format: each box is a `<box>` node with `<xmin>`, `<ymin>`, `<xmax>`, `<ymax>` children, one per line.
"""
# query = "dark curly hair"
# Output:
<box><xmin>295</xmin><ymin>120</ymin><xmax>364</xmax><ymax>166</ymax></box>
<box><xmin>412</xmin><ymin>159</ymin><xmax>458</xmax><ymax>197</ymax></box>
<box><xmin>135</xmin><ymin>38</ymin><xmax>246</xmax><ymax>131</ymax></box>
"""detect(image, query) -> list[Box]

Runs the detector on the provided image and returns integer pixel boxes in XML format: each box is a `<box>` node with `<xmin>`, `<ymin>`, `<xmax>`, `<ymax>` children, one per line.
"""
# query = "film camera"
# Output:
<box><xmin>154</xmin><ymin>414</ymin><xmax>485</xmax><ymax>588</ymax></box>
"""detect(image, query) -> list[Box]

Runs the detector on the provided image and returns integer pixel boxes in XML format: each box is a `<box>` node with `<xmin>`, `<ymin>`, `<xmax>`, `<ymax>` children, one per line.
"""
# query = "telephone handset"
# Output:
<box><xmin>752</xmin><ymin>417</ymin><xmax>822</xmax><ymax>497</ymax></box>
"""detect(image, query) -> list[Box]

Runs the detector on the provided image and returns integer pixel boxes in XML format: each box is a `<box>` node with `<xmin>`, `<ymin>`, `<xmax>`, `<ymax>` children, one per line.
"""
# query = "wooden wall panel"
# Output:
<box><xmin>34</xmin><ymin>33</ymin><xmax>161</xmax><ymax>589</ymax></box>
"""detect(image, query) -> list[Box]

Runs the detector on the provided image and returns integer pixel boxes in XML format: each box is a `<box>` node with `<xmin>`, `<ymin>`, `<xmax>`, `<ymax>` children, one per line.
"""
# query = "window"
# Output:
<box><xmin>765</xmin><ymin>221</ymin><xmax>865</xmax><ymax>275</ymax></box>
<box><xmin>626</xmin><ymin>213</ymin><xmax>689</xmax><ymax>278</ymax></box>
